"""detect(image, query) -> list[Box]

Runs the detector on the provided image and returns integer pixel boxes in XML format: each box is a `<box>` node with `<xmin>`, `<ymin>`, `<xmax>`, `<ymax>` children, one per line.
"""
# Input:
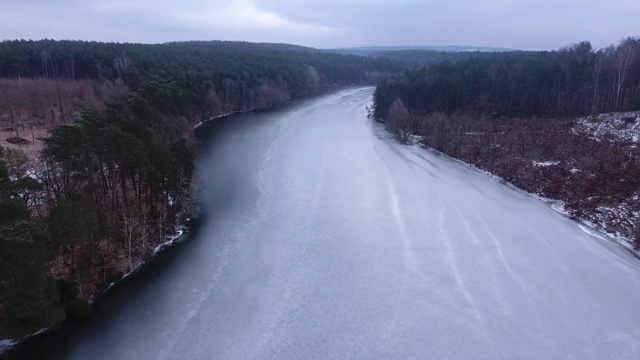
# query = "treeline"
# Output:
<box><xmin>372</xmin><ymin>38</ymin><xmax>640</xmax><ymax>247</ymax></box>
<box><xmin>0</xmin><ymin>39</ymin><xmax>401</xmax><ymax>121</ymax></box>
<box><xmin>0</xmin><ymin>39</ymin><xmax>402</xmax><ymax>339</ymax></box>
<box><xmin>374</xmin><ymin>38</ymin><xmax>640</xmax><ymax>120</ymax></box>
<box><xmin>369</xmin><ymin>49</ymin><xmax>502</xmax><ymax>69</ymax></box>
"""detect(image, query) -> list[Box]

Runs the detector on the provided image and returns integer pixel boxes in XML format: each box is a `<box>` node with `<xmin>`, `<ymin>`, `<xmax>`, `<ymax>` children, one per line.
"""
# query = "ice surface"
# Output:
<box><xmin>57</xmin><ymin>88</ymin><xmax>640</xmax><ymax>359</ymax></box>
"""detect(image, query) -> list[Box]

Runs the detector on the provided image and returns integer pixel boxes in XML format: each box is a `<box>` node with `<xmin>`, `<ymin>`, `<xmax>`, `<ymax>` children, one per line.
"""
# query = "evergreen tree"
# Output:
<box><xmin>0</xmin><ymin>146</ymin><xmax>64</xmax><ymax>332</ymax></box>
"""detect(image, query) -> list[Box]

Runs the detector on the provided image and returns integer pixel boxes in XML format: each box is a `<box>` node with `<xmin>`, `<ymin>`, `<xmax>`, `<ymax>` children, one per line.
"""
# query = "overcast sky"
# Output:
<box><xmin>1</xmin><ymin>0</ymin><xmax>638</xmax><ymax>50</ymax></box>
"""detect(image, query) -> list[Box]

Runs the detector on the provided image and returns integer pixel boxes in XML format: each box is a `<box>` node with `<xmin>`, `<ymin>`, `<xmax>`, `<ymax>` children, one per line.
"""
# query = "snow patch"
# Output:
<box><xmin>0</xmin><ymin>339</ymin><xmax>17</xmax><ymax>355</ymax></box>
<box><xmin>550</xmin><ymin>202</ymin><xmax>571</xmax><ymax>217</ymax></box>
<box><xmin>532</xmin><ymin>160</ymin><xmax>560</xmax><ymax>167</ymax></box>
<box><xmin>0</xmin><ymin>328</ymin><xmax>48</xmax><ymax>355</ymax></box>
<box><xmin>407</xmin><ymin>134</ymin><xmax>424</xmax><ymax>145</ymax></box>
<box><xmin>579</xmin><ymin>224</ymin><xmax>609</xmax><ymax>242</ymax></box>
<box><xmin>95</xmin><ymin>224</ymin><xmax>187</xmax><ymax>300</ymax></box>
<box><xmin>193</xmin><ymin>112</ymin><xmax>234</xmax><ymax>129</ymax></box>
<box><xmin>153</xmin><ymin>226</ymin><xmax>186</xmax><ymax>256</ymax></box>
<box><xmin>574</xmin><ymin>111</ymin><xmax>640</xmax><ymax>144</ymax></box>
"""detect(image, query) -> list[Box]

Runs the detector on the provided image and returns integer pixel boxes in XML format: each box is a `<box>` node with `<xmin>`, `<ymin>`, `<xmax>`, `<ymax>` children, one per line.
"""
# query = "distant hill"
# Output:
<box><xmin>165</xmin><ymin>40</ymin><xmax>320</xmax><ymax>53</ymax></box>
<box><xmin>326</xmin><ymin>45</ymin><xmax>516</xmax><ymax>56</ymax></box>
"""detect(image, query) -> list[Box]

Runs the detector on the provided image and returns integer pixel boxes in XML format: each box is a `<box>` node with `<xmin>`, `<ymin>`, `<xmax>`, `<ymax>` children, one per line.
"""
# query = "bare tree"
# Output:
<box><xmin>591</xmin><ymin>53</ymin><xmax>606</xmax><ymax>113</ymax></box>
<box><xmin>614</xmin><ymin>40</ymin><xmax>636</xmax><ymax>110</ymax></box>
<box><xmin>113</xmin><ymin>56</ymin><xmax>132</xmax><ymax>80</ymax></box>
<box><xmin>121</xmin><ymin>204</ymin><xmax>151</xmax><ymax>271</ymax></box>
<box><xmin>306</xmin><ymin>66</ymin><xmax>321</xmax><ymax>91</ymax></box>
<box><xmin>121</xmin><ymin>206</ymin><xmax>139</xmax><ymax>271</ymax></box>
<box><xmin>386</xmin><ymin>98</ymin><xmax>412</xmax><ymax>143</ymax></box>
<box><xmin>40</xmin><ymin>51</ymin><xmax>50</xmax><ymax>79</ymax></box>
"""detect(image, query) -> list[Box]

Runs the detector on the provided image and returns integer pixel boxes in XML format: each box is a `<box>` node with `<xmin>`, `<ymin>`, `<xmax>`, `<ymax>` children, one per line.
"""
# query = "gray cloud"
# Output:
<box><xmin>0</xmin><ymin>0</ymin><xmax>638</xmax><ymax>49</ymax></box>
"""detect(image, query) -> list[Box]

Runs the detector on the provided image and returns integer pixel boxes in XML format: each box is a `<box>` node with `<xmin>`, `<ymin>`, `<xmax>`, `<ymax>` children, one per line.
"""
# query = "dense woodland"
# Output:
<box><xmin>373</xmin><ymin>38</ymin><xmax>640</xmax><ymax>247</ymax></box>
<box><xmin>0</xmin><ymin>39</ymin><xmax>402</xmax><ymax>338</ymax></box>
<box><xmin>374</xmin><ymin>39</ymin><xmax>640</xmax><ymax>119</ymax></box>
<box><xmin>368</xmin><ymin>50</ymin><xmax>502</xmax><ymax>69</ymax></box>
<box><xmin>0</xmin><ymin>39</ymin><xmax>400</xmax><ymax>124</ymax></box>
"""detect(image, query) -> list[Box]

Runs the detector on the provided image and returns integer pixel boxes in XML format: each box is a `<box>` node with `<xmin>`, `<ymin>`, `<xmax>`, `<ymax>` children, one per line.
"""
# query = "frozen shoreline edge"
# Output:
<box><xmin>191</xmin><ymin>85</ymin><xmax>366</xmax><ymax>130</ymax></box>
<box><xmin>0</xmin><ymin>221</ymin><xmax>191</xmax><ymax>356</ymax></box>
<box><xmin>414</xmin><ymin>142</ymin><xmax>640</xmax><ymax>259</ymax></box>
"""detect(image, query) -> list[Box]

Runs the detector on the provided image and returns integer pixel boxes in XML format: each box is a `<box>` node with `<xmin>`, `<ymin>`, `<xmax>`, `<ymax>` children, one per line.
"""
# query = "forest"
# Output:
<box><xmin>373</xmin><ymin>39</ymin><xmax>640</xmax><ymax>119</ymax></box>
<box><xmin>0</xmin><ymin>39</ymin><xmax>402</xmax><ymax>339</ymax></box>
<box><xmin>372</xmin><ymin>38</ymin><xmax>640</xmax><ymax>247</ymax></box>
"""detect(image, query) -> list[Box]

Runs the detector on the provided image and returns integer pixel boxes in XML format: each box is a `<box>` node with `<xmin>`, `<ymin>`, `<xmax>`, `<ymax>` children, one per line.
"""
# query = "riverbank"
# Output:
<box><xmin>192</xmin><ymin>85</ymin><xmax>363</xmax><ymax>130</ymax></box>
<box><xmin>0</xmin><ymin>218</ymin><xmax>194</xmax><ymax>356</ymax></box>
<box><xmin>0</xmin><ymin>166</ymin><xmax>203</xmax><ymax>352</ymax></box>
<box><xmin>379</xmin><ymin>106</ymin><xmax>640</xmax><ymax>256</ymax></box>
<box><xmin>0</xmin><ymin>86</ymin><xmax>351</xmax><ymax>356</ymax></box>
<box><xmin>0</xmin><ymin>214</ymin><xmax>208</xmax><ymax>359</ymax></box>
<box><xmin>416</xmin><ymin>142</ymin><xmax>640</xmax><ymax>259</ymax></box>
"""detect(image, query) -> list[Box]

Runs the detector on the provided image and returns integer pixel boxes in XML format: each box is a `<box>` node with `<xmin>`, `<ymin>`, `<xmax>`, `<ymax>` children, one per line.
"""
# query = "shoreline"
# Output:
<box><xmin>0</xmin><ymin>220</ymin><xmax>194</xmax><ymax>356</ymax></box>
<box><xmin>0</xmin><ymin>84</ymin><xmax>372</xmax><ymax>356</ymax></box>
<box><xmin>192</xmin><ymin>84</ymin><xmax>368</xmax><ymax>130</ymax></box>
<box><xmin>193</xmin><ymin>106</ymin><xmax>276</xmax><ymax>130</ymax></box>
<box><xmin>93</xmin><ymin>222</ymin><xmax>188</xmax><ymax>301</ymax></box>
<box><xmin>0</xmin><ymin>85</ymin><xmax>355</xmax><ymax>355</ymax></box>
<box><xmin>401</xmin><ymin>137</ymin><xmax>640</xmax><ymax>259</ymax></box>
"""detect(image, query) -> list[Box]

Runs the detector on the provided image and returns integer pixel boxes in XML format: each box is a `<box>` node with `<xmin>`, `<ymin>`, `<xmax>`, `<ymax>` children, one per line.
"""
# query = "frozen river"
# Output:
<box><xmin>6</xmin><ymin>87</ymin><xmax>640</xmax><ymax>359</ymax></box>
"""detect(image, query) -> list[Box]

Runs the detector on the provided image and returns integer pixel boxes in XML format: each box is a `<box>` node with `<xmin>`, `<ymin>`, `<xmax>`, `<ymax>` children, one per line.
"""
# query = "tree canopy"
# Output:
<box><xmin>373</xmin><ymin>39</ymin><xmax>640</xmax><ymax>120</ymax></box>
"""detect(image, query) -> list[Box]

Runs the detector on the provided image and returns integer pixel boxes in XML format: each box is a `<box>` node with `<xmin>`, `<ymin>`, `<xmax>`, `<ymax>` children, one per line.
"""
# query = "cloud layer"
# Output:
<box><xmin>1</xmin><ymin>0</ymin><xmax>638</xmax><ymax>49</ymax></box>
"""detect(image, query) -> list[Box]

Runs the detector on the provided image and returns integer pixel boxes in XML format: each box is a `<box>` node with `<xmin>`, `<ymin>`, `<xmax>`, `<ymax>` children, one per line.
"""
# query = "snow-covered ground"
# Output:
<box><xmin>574</xmin><ymin>111</ymin><xmax>640</xmax><ymax>144</ymax></box>
<box><xmin>16</xmin><ymin>88</ymin><xmax>640</xmax><ymax>360</ymax></box>
<box><xmin>571</xmin><ymin>111</ymin><xmax>640</xmax><ymax>244</ymax></box>
<box><xmin>532</xmin><ymin>160</ymin><xmax>560</xmax><ymax>167</ymax></box>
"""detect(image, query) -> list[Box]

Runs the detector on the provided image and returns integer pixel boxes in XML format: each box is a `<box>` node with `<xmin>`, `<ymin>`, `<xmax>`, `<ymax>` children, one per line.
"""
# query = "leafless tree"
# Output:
<box><xmin>113</xmin><ymin>56</ymin><xmax>132</xmax><ymax>80</ymax></box>
<box><xmin>614</xmin><ymin>40</ymin><xmax>636</xmax><ymax>110</ymax></box>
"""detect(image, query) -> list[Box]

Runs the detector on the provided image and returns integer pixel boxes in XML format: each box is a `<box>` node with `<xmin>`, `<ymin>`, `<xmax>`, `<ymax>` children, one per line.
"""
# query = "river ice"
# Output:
<box><xmin>49</xmin><ymin>87</ymin><xmax>640</xmax><ymax>359</ymax></box>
